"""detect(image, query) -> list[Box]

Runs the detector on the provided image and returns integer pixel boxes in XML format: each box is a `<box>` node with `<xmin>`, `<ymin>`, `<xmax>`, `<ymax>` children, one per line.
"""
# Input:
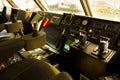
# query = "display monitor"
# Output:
<box><xmin>0</xmin><ymin>6</ymin><xmax>6</xmax><ymax>23</ymax></box>
<box><xmin>16</xmin><ymin>9</ymin><xmax>26</xmax><ymax>21</ymax></box>
<box><xmin>10</xmin><ymin>8</ymin><xmax>18</xmax><ymax>21</ymax></box>
<box><xmin>44</xmin><ymin>24</ymin><xmax>63</xmax><ymax>49</ymax></box>
<box><xmin>6</xmin><ymin>7</ymin><xmax>12</xmax><ymax>22</ymax></box>
<box><xmin>30</xmin><ymin>12</ymin><xmax>42</xmax><ymax>25</ymax></box>
<box><xmin>63</xmin><ymin>39</ymin><xmax>73</xmax><ymax>53</ymax></box>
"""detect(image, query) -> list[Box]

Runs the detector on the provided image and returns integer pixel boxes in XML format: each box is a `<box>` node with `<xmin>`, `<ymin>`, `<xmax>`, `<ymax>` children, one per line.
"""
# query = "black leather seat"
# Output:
<box><xmin>0</xmin><ymin>38</ymin><xmax>73</xmax><ymax>80</ymax></box>
<box><xmin>0</xmin><ymin>58</ymin><xmax>73</xmax><ymax>80</ymax></box>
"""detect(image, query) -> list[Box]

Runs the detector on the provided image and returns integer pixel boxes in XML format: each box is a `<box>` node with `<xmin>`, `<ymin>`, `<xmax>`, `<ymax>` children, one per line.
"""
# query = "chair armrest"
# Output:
<box><xmin>0</xmin><ymin>38</ymin><xmax>25</xmax><ymax>61</ymax></box>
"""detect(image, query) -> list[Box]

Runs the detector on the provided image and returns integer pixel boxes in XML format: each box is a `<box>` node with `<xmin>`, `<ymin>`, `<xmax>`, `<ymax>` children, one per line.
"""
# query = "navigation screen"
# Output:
<box><xmin>45</xmin><ymin>24</ymin><xmax>62</xmax><ymax>49</ymax></box>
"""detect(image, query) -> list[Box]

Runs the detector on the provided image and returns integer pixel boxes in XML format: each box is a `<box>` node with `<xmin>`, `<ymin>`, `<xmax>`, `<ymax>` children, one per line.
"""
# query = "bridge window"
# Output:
<box><xmin>40</xmin><ymin>0</ymin><xmax>85</xmax><ymax>15</ymax></box>
<box><xmin>0</xmin><ymin>0</ymin><xmax>11</xmax><ymax>11</ymax></box>
<box><xmin>88</xmin><ymin>0</ymin><xmax>120</xmax><ymax>21</ymax></box>
<box><xmin>12</xmin><ymin>0</ymin><xmax>40</xmax><ymax>11</ymax></box>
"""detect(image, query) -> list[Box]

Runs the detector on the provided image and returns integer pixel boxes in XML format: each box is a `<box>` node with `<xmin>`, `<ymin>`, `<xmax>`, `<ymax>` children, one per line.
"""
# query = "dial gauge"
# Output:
<box><xmin>82</xmin><ymin>20</ymin><xmax>88</xmax><ymax>25</ymax></box>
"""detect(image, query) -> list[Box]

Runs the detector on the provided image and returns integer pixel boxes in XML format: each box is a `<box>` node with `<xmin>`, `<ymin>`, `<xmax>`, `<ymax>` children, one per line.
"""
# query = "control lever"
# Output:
<box><xmin>32</xmin><ymin>18</ymin><xmax>50</xmax><ymax>37</ymax></box>
<box><xmin>79</xmin><ymin>30</ymin><xmax>87</xmax><ymax>46</ymax></box>
<box><xmin>74</xmin><ymin>30</ymin><xmax>89</xmax><ymax>49</ymax></box>
<box><xmin>98</xmin><ymin>36</ymin><xmax>110</xmax><ymax>59</ymax></box>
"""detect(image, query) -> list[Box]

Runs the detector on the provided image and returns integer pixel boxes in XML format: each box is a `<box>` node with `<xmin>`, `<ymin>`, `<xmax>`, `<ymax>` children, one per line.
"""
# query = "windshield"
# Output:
<box><xmin>12</xmin><ymin>0</ymin><xmax>40</xmax><ymax>11</ymax></box>
<box><xmin>0</xmin><ymin>0</ymin><xmax>11</xmax><ymax>11</ymax></box>
<box><xmin>88</xmin><ymin>0</ymin><xmax>120</xmax><ymax>22</ymax></box>
<box><xmin>40</xmin><ymin>0</ymin><xmax>85</xmax><ymax>15</ymax></box>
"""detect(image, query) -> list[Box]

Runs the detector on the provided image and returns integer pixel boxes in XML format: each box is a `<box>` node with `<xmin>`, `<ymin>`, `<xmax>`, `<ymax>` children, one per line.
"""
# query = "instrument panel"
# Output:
<box><xmin>87</xmin><ymin>20</ymin><xmax>120</xmax><ymax>50</ymax></box>
<box><xmin>60</xmin><ymin>13</ymin><xmax>120</xmax><ymax>50</ymax></box>
<box><xmin>69</xmin><ymin>15</ymin><xmax>91</xmax><ymax>35</ymax></box>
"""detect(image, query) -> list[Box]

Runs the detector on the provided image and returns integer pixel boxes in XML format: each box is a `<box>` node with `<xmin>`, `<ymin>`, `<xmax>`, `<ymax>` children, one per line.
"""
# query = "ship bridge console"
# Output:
<box><xmin>55</xmin><ymin>13</ymin><xmax>120</xmax><ymax>79</ymax></box>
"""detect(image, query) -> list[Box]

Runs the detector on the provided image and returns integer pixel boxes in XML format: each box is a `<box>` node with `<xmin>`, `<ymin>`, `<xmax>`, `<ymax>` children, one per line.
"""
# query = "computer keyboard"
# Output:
<box><xmin>42</xmin><ymin>45</ymin><xmax>60</xmax><ymax>54</ymax></box>
<box><xmin>19</xmin><ymin>45</ymin><xmax>59</xmax><ymax>60</ymax></box>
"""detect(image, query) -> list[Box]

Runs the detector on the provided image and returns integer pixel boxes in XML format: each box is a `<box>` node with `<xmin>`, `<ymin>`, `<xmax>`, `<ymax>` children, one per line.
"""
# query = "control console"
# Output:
<box><xmin>59</xmin><ymin>13</ymin><xmax>120</xmax><ymax>79</ymax></box>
